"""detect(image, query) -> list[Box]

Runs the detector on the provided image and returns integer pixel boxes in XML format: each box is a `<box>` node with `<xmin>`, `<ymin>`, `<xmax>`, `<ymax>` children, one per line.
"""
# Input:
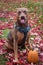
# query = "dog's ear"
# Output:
<box><xmin>16</xmin><ymin>8</ymin><xmax>20</xmax><ymax>13</ymax></box>
<box><xmin>23</xmin><ymin>8</ymin><xmax>28</xmax><ymax>12</ymax></box>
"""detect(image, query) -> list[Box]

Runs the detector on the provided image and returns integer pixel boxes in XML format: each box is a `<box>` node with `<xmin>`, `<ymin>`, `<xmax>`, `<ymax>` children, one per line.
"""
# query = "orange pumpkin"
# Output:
<box><xmin>27</xmin><ymin>50</ymin><xmax>38</xmax><ymax>63</ymax></box>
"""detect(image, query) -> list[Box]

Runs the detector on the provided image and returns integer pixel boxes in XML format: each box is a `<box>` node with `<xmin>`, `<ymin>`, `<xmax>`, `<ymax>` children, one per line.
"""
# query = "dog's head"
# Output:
<box><xmin>16</xmin><ymin>8</ymin><xmax>28</xmax><ymax>25</ymax></box>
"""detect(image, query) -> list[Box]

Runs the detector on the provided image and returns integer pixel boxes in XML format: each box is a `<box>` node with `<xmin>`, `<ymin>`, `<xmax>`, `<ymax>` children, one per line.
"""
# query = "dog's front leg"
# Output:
<box><xmin>11</xmin><ymin>29</ymin><xmax>18</xmax><ymax>62</ymax></box>
<box><xmin>13</xmin><ymin>39</ymin><xmax>18</xmax><ymax>62</ymax></box>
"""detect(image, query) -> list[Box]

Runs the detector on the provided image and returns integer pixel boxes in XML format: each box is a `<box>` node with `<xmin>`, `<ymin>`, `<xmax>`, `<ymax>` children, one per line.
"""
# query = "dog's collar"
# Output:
<box><xmin>14</xmin><ymin>24</ymin><xmax>30</xmax><ymax>34</ymax></box>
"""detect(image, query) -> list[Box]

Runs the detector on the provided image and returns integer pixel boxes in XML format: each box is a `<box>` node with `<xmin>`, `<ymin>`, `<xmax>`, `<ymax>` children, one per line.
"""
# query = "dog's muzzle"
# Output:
<box><xmin>20</xmin><ymin>16</ymin><xmax>26</xmax><ymax>24</ymax></box>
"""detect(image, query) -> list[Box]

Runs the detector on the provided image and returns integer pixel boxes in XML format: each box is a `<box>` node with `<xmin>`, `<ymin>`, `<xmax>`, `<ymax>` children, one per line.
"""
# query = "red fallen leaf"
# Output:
<box><xmin>34</xmin><ymin>36</ymin><xmax>41</xmax><ymax>43</ymax></box>
<box><xmin>0</xmin><ymin>39</ymin><xmax>6</xmax><ymax>46</ymax></box>
<box><xmin>40</xmin><ymin>40</ymin><xmax>43</xmax><ymax>43</ymax></box>
<box><xmin>19</xmin><ymin>60</ymin><xmax>24</xmax><ymax>65</ymax></box>
<box><xmin>28</xmin><ymin>20</ymin><xmax>34</xmax><ymax>27</ymax></box>
<box><xmin>40</xmin><ymin>52</ymin><xmax>43</xmax><ymax>57</ymax></box>
<box><xmin>40</xmin><ymin>43</ymin><xmax>43</xmax><ymax>47</ymax></box>
<box><xmin>0</xmin><ymin>13</ymin><xmax>5</xmax><ymax>18</ymax></box>
<box><xmin>3</xmin><ymin>12</ymin><xmax>9</xmax><ymax>18</ymax></box>
<box><xmin>39</xmin><ymin>31</ymin><xmax>43</xmax><ymax>36</ymax></box>
<box><xmin>7</xmin><ymin>23</ymin><xmax>13</xmax><ymax>29</ymax></box>
<box><xmin>9</xmin><ymin>12</ymin><xmax>17</xmax><ymax>16</ymax></box>
<box><xmin>39</xmin><ymin>57</ymin><xmax>43</xmax><ymax>62</ymax></box>
<box><xmin>0</xmin><ymin>39</ymin><xmax>6</xmax><ymax>43</ymax></box>
<box><xmin>6</xmin><ymin>62</ymin><xmax>13</xmax><ymax>65</ymax></box>
<box><xmin>2</xmin><ymin>49</ymin><xmax>7</xmax><ymax>53</ymax></box>
<box><xmin>31</xmin><ymin>28</ymin><xmax>37</xmax><ymax>33</ymax></box>
<box><xmin>32</xmin><ymin>26</ymin><xmax>41</xmax><ymax>32</ymax></box>
<box><xmin>0</xmin><ymin>42</ymin><xmax>4</xmax><ymax>46</ymax></box>
<box><xmin>7</xmin><ymin>25</ymin><xmax>13</xmax><ymax>29</ymax></box>
<box><xmin>40</xmin><ymin>43</ymin><xmax>43</xmax><ymax>51</ymax></box>
<box><xmin>0</xmin><ymin>24</ymin><xmax>6</xmax><ymax>30</ymax></box>
<box><xmin>36</xmin><ymin>26</ymin><xmax>41</xmax><ymax>30</ymax></box>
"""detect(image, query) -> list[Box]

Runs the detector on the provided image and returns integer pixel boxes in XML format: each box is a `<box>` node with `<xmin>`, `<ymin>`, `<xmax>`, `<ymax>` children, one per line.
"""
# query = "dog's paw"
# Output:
<box><xmin>13</xmin><ymin>59</ymin><xmax>20</xmax><ymax>65</ymax></box>
<box><xmin>13</xmin><ymin>59</ymin><xmax>18</xmax><ymax>62</ymax></box>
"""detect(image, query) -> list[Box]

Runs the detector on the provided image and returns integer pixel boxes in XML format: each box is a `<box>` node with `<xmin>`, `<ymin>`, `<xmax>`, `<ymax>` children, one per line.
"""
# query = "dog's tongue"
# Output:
<box><xmin>21</xmin><ymin>19</ymin><xmax>25</xmax><ymax>23</ymax></box>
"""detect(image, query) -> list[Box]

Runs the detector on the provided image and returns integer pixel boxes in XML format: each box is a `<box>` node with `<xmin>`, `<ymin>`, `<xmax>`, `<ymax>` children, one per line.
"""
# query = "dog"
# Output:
<box><xmin>5</xmin><ymin>8</ymin><xmax>32</xmax><ymax>63</ymax></box>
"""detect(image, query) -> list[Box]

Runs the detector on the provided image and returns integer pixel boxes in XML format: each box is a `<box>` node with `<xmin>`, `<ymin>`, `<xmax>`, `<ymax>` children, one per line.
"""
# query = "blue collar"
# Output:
<box><xmin>14</xmin><ymin>24</ymin><xmax>30</xmax><ymax>34</ymax></box>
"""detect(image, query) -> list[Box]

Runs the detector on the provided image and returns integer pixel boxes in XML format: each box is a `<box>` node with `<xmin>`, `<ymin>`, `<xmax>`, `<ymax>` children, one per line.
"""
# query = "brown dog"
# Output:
<box><xmin>5</xmin><ymin>8</ymin><xmax>32</xmax><ymax>62</ymax></box>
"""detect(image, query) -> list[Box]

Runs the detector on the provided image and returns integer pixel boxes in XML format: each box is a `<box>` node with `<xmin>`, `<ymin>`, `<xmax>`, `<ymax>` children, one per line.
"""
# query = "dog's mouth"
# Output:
<box><xmin>21</xmin><ymin>19</ymin><xmax>25</xmax><ymax>23</ymax></box>
<box><xmin>20</xmin><ymin>16</ymin><xmax>26</xmax><ymax>24</ymax></box>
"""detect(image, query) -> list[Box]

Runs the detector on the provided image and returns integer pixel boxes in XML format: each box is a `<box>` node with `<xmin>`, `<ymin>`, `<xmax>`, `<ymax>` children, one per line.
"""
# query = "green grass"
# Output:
<box><xmin>0</xmin><ymin>55</ymin><xmax>8</xmax><ymax>65</ymax></box>
<box><xmin>2</xmin><ymin>29</ymin><xmax>10</xmax><ymax>38</ymax></box>
<box><xmin>0</xmin><ymin>18</ymin><xmax>8</xmax><ymax>22</ymax></box>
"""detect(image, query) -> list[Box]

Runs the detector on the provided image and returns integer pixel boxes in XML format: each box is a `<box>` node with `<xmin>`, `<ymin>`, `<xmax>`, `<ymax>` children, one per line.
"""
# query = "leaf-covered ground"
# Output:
<box><xmin>0</xmin><ymin>0</ymin><xmax>43</xmax><ymax>65</ymax></box>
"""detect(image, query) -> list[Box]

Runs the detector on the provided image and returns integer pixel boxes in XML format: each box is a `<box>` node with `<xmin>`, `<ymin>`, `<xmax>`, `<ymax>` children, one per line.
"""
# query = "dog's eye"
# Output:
<box><xmin>18</xmin><ymin>11</ymin><xmax>21</xmax><ymax>15</ymax></box>
<box><xmin>24</xmin><ymin>11</ymin><xmax>27</xmax><ymax>14</ymax></box>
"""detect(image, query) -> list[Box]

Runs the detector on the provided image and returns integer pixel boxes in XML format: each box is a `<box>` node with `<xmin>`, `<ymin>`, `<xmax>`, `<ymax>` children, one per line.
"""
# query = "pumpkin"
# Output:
<box><xmin>27</xmin><ymin>50</ymin><xmax>38</xmax><ymax>63</ymax></box>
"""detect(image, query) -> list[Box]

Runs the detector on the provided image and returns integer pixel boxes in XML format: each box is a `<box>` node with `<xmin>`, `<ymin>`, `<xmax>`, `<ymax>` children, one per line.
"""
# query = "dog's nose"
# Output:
<box><xmin>21</xmin><ymin>16</ymin><xmax>25</xmax><ymax>19</ymax></box>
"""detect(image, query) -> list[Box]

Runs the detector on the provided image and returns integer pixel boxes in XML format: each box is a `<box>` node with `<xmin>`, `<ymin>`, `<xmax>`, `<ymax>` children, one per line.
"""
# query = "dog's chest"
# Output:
<box><xmin>17</xmin><ymin>31</ymin><xmax>24</xmax><ymax>41</ymax></box>
<box><xmin>14</xmin><ymin>24</ymin><xmax>30</xmax><ymax>44</ymax></box>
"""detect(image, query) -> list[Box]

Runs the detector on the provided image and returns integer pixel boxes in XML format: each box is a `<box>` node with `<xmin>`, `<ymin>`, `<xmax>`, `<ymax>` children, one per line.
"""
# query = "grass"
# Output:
<box><xmin>2</xmin><ymin>29</ymin><xmax>10</xmax><ymax>38</ymax></box>
<box><xmin>0</xmin><ymin>18</ymin><xmax>8</xmax><ymax>22</ymax></box>
<box><xmin>0</xmin><ymin>55</ymin><xmax>8</xmax><ymax>65</ymax></box>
